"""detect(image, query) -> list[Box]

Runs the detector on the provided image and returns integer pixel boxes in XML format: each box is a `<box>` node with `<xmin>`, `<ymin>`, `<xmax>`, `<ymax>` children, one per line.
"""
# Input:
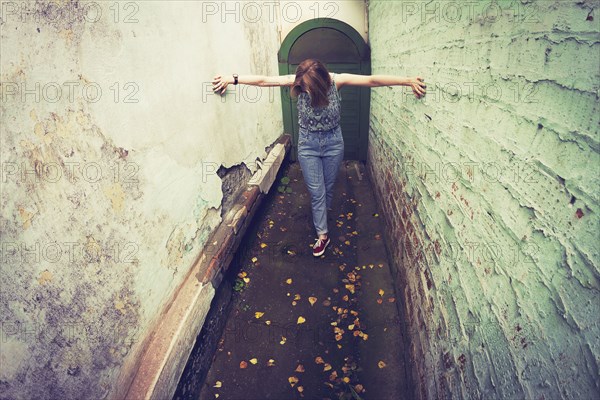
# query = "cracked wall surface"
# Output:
<box><xmin>0</xmin><ymin>1</ymin><xmax>283</xmax><ymax>398</ymax></box>
<box><xmin>367</xmin><ymin>0</ymin><xmax>599</xmax><ymax>399</ymax></box>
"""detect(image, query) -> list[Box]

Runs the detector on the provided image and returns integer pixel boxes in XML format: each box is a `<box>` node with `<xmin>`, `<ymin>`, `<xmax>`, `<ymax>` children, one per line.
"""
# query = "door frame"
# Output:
<box><xmin>278</xmin><ymin>18</ymin><xmax>371</xmax><ymax>161</ymax></box>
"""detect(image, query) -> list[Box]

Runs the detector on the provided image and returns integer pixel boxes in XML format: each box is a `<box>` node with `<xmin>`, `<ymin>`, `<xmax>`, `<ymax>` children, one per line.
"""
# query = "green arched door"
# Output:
<box><xmin>278</xmin><ymin>18</ymin><xmax>371</xmax><ymax>161</ymax></box>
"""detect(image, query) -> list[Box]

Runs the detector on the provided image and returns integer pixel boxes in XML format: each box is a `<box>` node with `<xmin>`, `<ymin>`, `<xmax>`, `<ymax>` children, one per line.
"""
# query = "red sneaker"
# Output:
<box><xmin>313</xmin><ymin>234</ymin><xmax>330</xmax><ymax>257</ymax></box>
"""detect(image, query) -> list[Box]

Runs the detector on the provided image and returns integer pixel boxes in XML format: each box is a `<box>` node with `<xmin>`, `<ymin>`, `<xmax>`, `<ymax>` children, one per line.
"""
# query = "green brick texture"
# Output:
<box><xmin>365</xmin><ymin>1</ymin><xmax>599</xmax><ymax>399</ymax></box>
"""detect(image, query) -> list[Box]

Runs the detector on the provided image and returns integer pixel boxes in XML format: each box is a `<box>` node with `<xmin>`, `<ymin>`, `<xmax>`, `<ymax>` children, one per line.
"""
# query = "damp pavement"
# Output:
<box><xmin>182</xmin><ymin>159</ymin><xmax>410</xmax><ymax>400</ymax></box>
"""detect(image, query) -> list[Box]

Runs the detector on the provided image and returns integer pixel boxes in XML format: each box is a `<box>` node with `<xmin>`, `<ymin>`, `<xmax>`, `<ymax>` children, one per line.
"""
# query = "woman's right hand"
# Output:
<box><xmin>410</xmin><ymin>77</ymin><xmax>427</xmax><ymax>98</ymax></box>
<box><xmin>212</xmin><ymin>75</ymin><xmax>231</xmax><ymax>95</ymax></box>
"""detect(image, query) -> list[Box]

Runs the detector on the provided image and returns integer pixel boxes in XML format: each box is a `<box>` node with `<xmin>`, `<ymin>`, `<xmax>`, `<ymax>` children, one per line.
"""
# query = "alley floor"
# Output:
<box><xmin>182</xmin><ymin>159</ymin><xmax>410</xmax><ymax>400</ymax></box>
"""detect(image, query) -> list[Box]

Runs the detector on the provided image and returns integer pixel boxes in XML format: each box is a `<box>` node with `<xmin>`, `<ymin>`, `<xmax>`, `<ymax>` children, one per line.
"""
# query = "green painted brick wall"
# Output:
<box><xmin>366</xmin><ymin>1</ymin><xmax>599</xmax><ymax>399</ymax></box>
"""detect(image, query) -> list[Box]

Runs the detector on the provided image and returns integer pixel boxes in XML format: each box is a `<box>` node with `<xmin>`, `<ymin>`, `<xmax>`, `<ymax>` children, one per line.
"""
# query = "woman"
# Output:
<box><xmin>212</xmin><ymin>59</ymin><xmax>426</xmax><ymax>257</ymax></box>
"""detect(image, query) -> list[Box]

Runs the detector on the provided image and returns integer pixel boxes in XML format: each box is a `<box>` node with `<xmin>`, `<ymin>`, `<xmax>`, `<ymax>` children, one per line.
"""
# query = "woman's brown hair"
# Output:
<box><xmin>290</xmin><ymin>59</ymin><xmax>332</xmax><ymax>108</ymax></box>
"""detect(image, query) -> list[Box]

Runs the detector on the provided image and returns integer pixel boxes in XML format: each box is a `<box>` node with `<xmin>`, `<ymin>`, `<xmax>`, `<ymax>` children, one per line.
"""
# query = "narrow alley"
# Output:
<box><xmin>2</xmin><ymin>1</ymin><xmax>598</xmax><ymax>399</ymax></box>
<box><xmin>175</xmin><ymin>160</ymin><xmax>410</xmax><ymax>400</ymax></box>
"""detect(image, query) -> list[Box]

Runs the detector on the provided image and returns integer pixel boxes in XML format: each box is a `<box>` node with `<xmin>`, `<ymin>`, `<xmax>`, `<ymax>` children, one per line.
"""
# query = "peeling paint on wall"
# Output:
<box><xmin>1</xmin><ymin>1</ymin><xmax>284</xmax><ymax>398</ymax></box>
<box><xmin>217</xmin><ymin>163</ymin><xmax>252</xmax><ymax>219</ymax></box>
<box><xmin>367</xmin><ymin>0</ymin><xmax>600</xmax><ymax>399</ymax></box>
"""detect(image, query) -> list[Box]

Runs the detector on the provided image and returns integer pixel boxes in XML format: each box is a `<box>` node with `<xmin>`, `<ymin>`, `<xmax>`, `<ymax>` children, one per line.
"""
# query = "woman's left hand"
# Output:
<box><xmin>212</xmin><ymin>75</ymin><xmax>231</xmax><ymax>95</ymax></box>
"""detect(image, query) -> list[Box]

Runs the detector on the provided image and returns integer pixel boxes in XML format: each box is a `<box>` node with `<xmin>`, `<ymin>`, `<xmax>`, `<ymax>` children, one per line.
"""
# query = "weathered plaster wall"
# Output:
<box><xmin>0</xmin><ymin>1</ymin><xmax>283</xmax><ymax>398</ymax></box>
<box><xmin>367</xmin><ymin>0</ymin><xmax>599</xmax><ymax>399</ymax></box>
<box><xmin>279</xmin><ymin>0</ymin><xmax>367</xmax><ymax>43</ymax></box>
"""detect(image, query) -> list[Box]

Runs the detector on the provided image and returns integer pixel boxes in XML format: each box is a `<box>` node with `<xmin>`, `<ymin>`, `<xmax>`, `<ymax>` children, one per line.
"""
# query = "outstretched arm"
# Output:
<box><xmin>212</xmin><ymin>74</ymin><xmax>295</xmax><ymax>95</ymax></box>
<box><xmin>336</xmin><ymin>73</ymin><xmax>426</xmax><ymax>98</ymax></box>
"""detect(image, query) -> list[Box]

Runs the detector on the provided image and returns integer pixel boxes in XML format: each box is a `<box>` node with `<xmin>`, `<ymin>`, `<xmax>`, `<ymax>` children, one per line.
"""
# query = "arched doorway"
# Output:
<box><xmin>278</xmin><ymin>18</ymin><xmax>371</xmax><ymax>161</ymax></box>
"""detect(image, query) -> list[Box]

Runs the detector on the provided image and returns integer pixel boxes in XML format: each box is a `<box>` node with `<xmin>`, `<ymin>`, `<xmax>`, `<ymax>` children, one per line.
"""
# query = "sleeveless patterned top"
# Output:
<box><xmin>297</xmin><ymin>73</ymin><xmax>341</xmax><ymax>132</ymax></box>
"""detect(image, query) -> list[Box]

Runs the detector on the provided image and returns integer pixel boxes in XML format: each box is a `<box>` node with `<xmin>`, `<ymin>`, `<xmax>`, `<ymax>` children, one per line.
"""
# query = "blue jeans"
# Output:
<box><xmin>297</xmin><ymin>125</ymin><xmax>345</xmax><ymax>236</ymax></box>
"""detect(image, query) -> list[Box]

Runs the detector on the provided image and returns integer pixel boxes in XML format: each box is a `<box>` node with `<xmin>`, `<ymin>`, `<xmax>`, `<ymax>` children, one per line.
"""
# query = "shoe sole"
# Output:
<box><xmin>313</xmin><ymin>238</ymin><xmax>330</xmax><ymax>257</ymax></box>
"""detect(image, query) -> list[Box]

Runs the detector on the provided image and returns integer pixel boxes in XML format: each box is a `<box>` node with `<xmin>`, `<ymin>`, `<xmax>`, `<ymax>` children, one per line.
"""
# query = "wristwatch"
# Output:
<box><xmin>233</xmin><ymin>74</ymin><xmax>239</xmax><ymax>85</ymax></box>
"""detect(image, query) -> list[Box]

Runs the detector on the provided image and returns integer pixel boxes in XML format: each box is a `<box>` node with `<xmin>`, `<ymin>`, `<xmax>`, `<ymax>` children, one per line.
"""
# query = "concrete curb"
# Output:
<box><xmin>122</xmin><ymin>134</ymin><xmax>292</xmax><ymax>400</ymax></box>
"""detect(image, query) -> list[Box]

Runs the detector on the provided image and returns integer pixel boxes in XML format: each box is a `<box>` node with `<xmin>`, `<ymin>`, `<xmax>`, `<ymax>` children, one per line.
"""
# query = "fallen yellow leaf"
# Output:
<box><xmin>308</xmin><ymin>296</ymin><xmax>317</xmax><ymax>306</ymax></box>
<box><xmin>345</xmin><ymin>284</ymin><xmax>355</xmax><ymax>294</ymax></box>
<box><xmin>249</xmin><ymin>358</ymin><xmax>258</xmax><ymax>364</ymax></box>
<box><xmin>297</xmin><ymin>386</ymin><xmax>304</xmax><ymax>393</ymax></box>
<box><xmin>378</xmin><ymin>360</ymin><xmax>387</xmax><ymax>368</ymax></box>
<box><xmin>323</xmin><ymin>363</ymin><xmax>332</xmax><ymax>371</ymax></box>
<box><xmin>315</xmin><ymin>356</ymin><xmax>324</xmax><ymax>364</ymax></box>
<box><xmin>288</xmin><ymin>376</ymin><xmax>299</xmax><ymax>387</ymax></box>
<box><xmin>280</xmin><ymin>336</ymin><xmax>286</xmax><ymax>345</ymax></box>
<box><xmin>260</xmin><ymin>243</ymin><xmax>268</xmax><ymax>248</ymax></box>
<box><xmin>379</xmin><ymin>289</ymin><xmax>384</xmax><ymax>296</ymax></box>
<box><xmin>213</xmin><ymin>381</ymin><xmax>222</xmax><ymax>388</ymax></box>
<box><xmin>297</xmin><ymin>316</ymin><xmax>306</xmax><ymax>324</ymax></box>
<box><xmin>243</xmin><ymin>277</ymin><xmax>250</xmax><ymax>283</ymax></box>
<box><xmin>254</xmin><ymin>311</ymin><xmax>264</xmax><ymax>319</ymax></box>
<box><xmin>265</xmin><ymin>320</ymin><xmax>271</xmax><ymax>325</ymax></box>
<box><xmin>343</xmin><ymin>377</ymin><xmax>350</xmax><ymax>383</ymax></box>
<box><xmin>267</xmin><ymin>359</ymin><xmax>275</xmax><ymax>366</ymax></box>
<box><xmin>294</xmin><ymin>293</ymin><xmax>301</xmax><ymax>300</ymax></box>
<box><xmin>295</xmin><ymin>364</ymin><xmax>305</xmax><ymax>373</ymax></box>
<box><xmin>286</xmin><ymin>278</ymin><xmax>292</xmax><ymax>284</ymax></box>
